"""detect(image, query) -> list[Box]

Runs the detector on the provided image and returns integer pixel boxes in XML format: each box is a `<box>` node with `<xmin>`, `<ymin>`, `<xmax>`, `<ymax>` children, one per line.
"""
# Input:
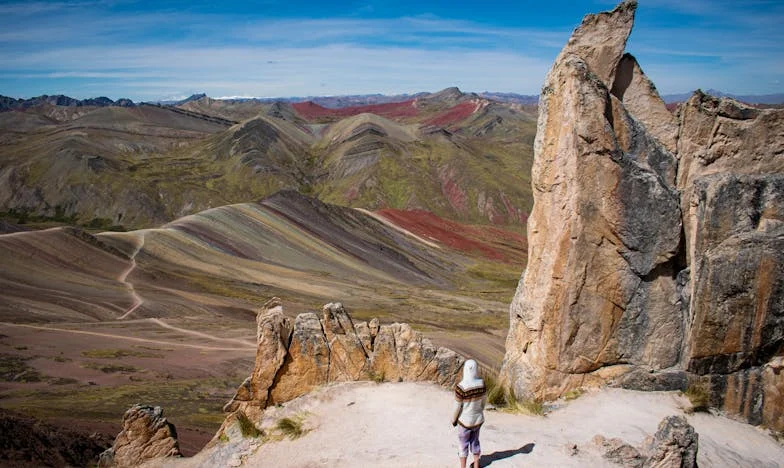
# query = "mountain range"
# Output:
<box><xmin>3</xmin><ymin>88</ymin><xmax>781</xmax><ymax>113</ymax></box>
<box><xmin>0</xmin><ymin>87</ymin><xmax>535</xmax><ymax>230</ymax></box>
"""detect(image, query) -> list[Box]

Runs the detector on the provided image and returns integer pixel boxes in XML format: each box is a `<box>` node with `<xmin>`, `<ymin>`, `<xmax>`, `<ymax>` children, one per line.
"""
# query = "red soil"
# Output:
<box><xmin>376</xmin><ymin>209</ymin><xmax>526</xmax><ymax>264</ymax></box>
<box><xmin>292</xmin><ymin>100</ymin><xmax>418</xmax><ymax>121</ymax></box>
<box><xmin>423</xmin><ymin>101</ymin><xmax>479</xmax><ymax>128</ymax></box>
<box><xmin>438</xmin><ymin>167</ymin><xmax>469</xmax><ymax>215</ymax></box>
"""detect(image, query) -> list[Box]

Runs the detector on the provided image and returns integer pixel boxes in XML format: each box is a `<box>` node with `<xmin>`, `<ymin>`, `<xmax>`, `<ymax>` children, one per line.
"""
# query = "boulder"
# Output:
<box><xmin>644</xmin><ymin>416</ymin><xmax>699</xmax><ymax>468</ymax></box>
<box><xmin>594</xmin><ymin>415</ymin><xmax>698</xmax><ymax>468</ymax></box>
<box><xmin>224</xmin><ymin>298</ymin><xmax>464</xmax><ymax>422</ymax></box>
<box><xmin>98</xmin><ymin>405</ymin><xmax>181</xmax><ymax>467</ymax></box>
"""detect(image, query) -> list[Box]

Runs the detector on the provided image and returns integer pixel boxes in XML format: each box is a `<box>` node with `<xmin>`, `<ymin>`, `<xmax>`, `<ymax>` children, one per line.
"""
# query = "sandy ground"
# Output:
<box><xmin>165</xmin><ymin>381</ymin><xmax>784</xmax><ymax>468</ymax></box>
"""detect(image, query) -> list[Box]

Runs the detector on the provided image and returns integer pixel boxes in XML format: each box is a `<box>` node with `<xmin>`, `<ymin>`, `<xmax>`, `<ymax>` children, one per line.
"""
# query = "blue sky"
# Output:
<box><xmin>0</xmin><ymin>0</ymin><xmax>782</xmax><ymax>101</ymax></box>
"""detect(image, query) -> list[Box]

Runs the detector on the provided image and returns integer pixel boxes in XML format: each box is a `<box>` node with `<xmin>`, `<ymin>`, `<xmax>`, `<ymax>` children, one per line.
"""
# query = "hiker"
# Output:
<box><xmin>451</xmin><ymin>359</ymin><xmax>487</xmax><ymax>468</ymax></box>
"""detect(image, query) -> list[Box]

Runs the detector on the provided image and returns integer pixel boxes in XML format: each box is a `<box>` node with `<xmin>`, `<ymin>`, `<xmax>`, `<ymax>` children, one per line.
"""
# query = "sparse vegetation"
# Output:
<box><xmin>483</xmin><ymin>372</ymin><xmax>507</xmax><ymax>407</ymax></box>
<box><xmin>82</xmin><ymin>348</ymin><xmax>163</xmax><ymax>359</ymax></box>
<box><xmin>219</xmin><ymin>432</ymin><xmax>230</xmax><ymax>443</ymax></box>
<box><xmin>683</xmin><ymin>383</ymin><xmax>711</xmax><ymax>413</ymax></box>
<box><xmin>482</xmin><ymin>370</ymin><xmax>545</xmax><ymax>416</ymax></box>
<box><xmin>276</xmin><ymin>414</ymin><xmax>308</xmax><ymax>439</ymax></box>
<box><xmin>236</xmin><ymin>411</ymin><xmax>262</xmax><ymax>438</ymax></box>
<box><xmin>563</xmin><ymin>388</ymin><xmax>584</xmax><ymax>401</ymax></box>
<box><xmin>81</xmin><ymin>362</ymin><xmax>139</xmax><ymax>373</ymax></box>
<box><xmin>0</xmin><ymin>354</ymin><xmax>43</xmax><ymax>382</ymax></box>
<box><xmin>367</xmin><ymin>369</ymin><xmax>385</xmax><ymax>383</ymax></box>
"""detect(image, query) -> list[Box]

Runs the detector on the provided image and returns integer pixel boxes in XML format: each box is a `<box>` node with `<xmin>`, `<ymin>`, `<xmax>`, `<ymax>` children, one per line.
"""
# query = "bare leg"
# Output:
<box><xmin>473</xmin><ymin>453</ymin><xmax>480</xmax><ymax>468</ymax></box>
<box><xmin>459</xmin><ymin>456</ymin><xmax>467</xmax><ymax>468</ymax></box>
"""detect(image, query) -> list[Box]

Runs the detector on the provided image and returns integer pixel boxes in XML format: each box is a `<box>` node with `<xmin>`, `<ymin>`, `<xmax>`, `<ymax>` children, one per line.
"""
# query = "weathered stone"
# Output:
<box><xmin>223</xmin><ymin>298</ymin><xmax>464</xmax><ymax>429</ymax></box>
<box><xmin>322</xmin><ymin>302</ymin><xmax>369</xmax><ymax>381</ymax></box>
<box><xmin>500</xmin><ymin>0</ymin><xmax>784</xmax><ymax>431</ymax></box>
<box><xmin>98</xmin><ymin>405</ymin><xmax>181</xmax><ymax>467</ymax></box>
<box><xmin>501</xmin><ymin>1</ymin><xmax>681</xmax><ymax>401</ymax></box>
<box><xmin>593</xmin><ymin>435</ymin><xmax>644</xmax><ymax>468</ymax></box>
<box><xmin>611</xmin><ymin>54</ymin><xmax>678</xmax><ymax>155</ymax></box>
<box><xmin>593</xmin><ymin>415</ymin><xmax>699</xmax><ymax>468</ymax></box>
<box><xmin>268</xmin><ymin>312</ymin><xmax>329</xmax><ymax>405</ymax></box>
<box><xmin>643</xmin><ymin>416</ymin><xmax>698</xmax><ymax>468</ymax></box>
<box><xmin>556</xmin><ymin>0</ymin><xmax>637</xmax><ymax>88</ymax></box>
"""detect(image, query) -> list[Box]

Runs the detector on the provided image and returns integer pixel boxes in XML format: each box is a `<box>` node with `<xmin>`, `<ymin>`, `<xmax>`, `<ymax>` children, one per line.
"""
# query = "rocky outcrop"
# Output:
<box><xmin>223</xmin><ymin>298</ymin><xmax>464</xmax><ymax>421</ymax></box>
<box><xmin>501</xmin><ymin>0</ymin><xmax>784</xmax><ymax>431</ymax></box>
<box><xmin>98</xmin><ymin>405</ymin><xmax>181</xmax><ymax>467</ymax></box>
<box><xmin>595</xmin><ymin>415</ymin><xmax>698</xmax><ymax>468</ymax></box>
<box><xmin>644</xmin><ymin>416</ymin><xmax>699</xmax><ymax>468</ymax></box>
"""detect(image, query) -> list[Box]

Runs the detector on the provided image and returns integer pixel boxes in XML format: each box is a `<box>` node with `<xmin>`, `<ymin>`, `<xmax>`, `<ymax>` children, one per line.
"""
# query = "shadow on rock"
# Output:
<box><xmin>480</xmin><ymin>443</ymin><xmax>535</xmax><ymax>467</ymax></box>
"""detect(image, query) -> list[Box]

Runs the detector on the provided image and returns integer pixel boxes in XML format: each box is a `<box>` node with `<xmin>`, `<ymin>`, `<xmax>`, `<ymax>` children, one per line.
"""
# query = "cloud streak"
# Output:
<box><xmin>0</xmin><ymin>1</ymin><xmax>781</xmax><ymax>100</ymax></box>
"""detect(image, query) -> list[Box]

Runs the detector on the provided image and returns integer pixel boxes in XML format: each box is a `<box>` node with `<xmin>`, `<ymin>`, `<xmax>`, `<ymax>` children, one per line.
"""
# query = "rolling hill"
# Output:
<box><xmin>0</xmin><ymin>88</ymin><xmax>535</xmax><ymax>230</ymax></box>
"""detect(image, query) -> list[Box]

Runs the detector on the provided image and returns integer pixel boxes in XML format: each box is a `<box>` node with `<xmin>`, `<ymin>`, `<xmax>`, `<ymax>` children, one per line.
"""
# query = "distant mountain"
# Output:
<box><xmin>479</xmin><ymin>92</ymin><xmax>539</xmax><ymax>105</ymax></box>
<box><xmin>0</xmin><ymin>87</ymin><xmax>536</xmax><ymax>230</ymax></box>
<box><xmin>0</xmin><ymin>94</ymin><xmax>135</xmax><ymax>111</ymax></box>
<box><xmin>662</xmin><ymin>89</ymin><xmax>784</xmax><ymax>105</ymax></box>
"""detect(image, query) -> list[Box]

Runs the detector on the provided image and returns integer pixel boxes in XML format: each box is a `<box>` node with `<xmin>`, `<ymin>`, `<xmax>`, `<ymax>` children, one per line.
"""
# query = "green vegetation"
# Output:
<box><xmin>683</xmin><ymin>383</ymin><xmax>711</xmax><ymax>413</ymax></box>
<box><xmin>81</xmin><ymin>362</ymin><xmax>139</xmax><ymax>373</ymax></box>
<box><xmin>276</xmin><ymin>414</ymin><xmax>308</xmax><ymax>439</ymax></box>
<box><xmin>367</xmin><ymin>369</ymin><xmax>385</xmax><ymax>383</ymax></box>
<box><xmin>563</xmin><ymin>388</ymin><xmax>584</xmax><ymax>401</ymax></box>
<box><xmin>467</xmin><ymin>262</ymin><xmax>522</xmax><ymax>290</ymax></box>
<box><xmin>2</xmin><ymin>377</ymin><xmax>237</xmax><ymax>430</ymax></box>
<box><xmin>0</xmin><ymin>354</ymin><xmax>43</xmax><ymax>382</ymax></box>
<box><xmin>236</xmin><ymin>411</ymin><xmax>262</xmax><ymax>438</ymax></box>
<box><xmin>81</xmin><ymin>348</ymin><xmax>163</xmax><ymax>359</ymax></box>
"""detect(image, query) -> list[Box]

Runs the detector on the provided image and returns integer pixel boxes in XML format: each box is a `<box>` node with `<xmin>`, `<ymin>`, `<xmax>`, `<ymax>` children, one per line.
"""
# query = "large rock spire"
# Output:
<box><xmin>501</xmin><ymin>0</ymin><xmax>783</xmax><ymax>431</ymax></box>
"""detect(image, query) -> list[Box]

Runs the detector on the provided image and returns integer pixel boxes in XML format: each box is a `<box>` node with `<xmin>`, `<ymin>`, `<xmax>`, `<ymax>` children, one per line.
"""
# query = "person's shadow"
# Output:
<box><xmin>479</xmin><ymin>443</ymin><xmax>535</xmax><ymax>467</ymax></box>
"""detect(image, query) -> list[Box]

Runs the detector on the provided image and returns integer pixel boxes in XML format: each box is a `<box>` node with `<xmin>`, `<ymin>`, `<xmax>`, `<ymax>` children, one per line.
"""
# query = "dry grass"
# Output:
<box><xmin>563</xmin><ymin>388</ymin><xmax>584</xmax><ymax>401</ymax></box>
<box><xmin>276</xmin><ymin>414</ymin><xmax>308</xmax><ymax>439</ymax></box>
<box><xmin>367</xmin><ymin>369</ymin><xmax>385</xmax><ymax>383</ymax></box>
<box><xmin>236</xmin><ymin>411</ymin><xmax>262</xmax><ymax>438</ymax></box>
<box><xmin>683</xmin><ymin>384</ymin><xmax>711</xmax><ymax>413</ymax></box>
<box><xmin>482</xmin><ymin>370</ymin><xmax>545</xmax><ymax>416</ymax></box>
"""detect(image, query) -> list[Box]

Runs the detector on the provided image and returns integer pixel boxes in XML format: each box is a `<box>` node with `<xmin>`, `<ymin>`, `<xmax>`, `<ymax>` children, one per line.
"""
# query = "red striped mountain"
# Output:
<box><xmin>0</xmin><ymin>88</ymin><xmax>535</xmax><ymax>230</ymax></box>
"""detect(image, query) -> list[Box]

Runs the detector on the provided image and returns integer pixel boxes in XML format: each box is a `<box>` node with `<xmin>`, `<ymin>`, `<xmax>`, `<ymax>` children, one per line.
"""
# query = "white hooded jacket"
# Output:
<box><xmin>451</xmin><ymin>360</ymin><xmax>486</xmax><ymax>429</ymax></box>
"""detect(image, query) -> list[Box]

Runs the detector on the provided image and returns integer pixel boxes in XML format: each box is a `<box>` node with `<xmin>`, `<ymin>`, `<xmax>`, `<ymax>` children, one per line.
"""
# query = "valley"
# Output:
<box><xmin>0</xmin><ymin>89</ymin><xmax>531</xmax><ymax>453</ymax></box>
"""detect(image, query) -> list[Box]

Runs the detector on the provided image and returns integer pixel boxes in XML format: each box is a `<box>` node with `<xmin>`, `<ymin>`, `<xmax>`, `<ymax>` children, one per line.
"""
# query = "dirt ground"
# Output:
<box><xmin>170</xmin><ymin>381</ymin><xmax>784</xmax><ymax>467</ymax></box>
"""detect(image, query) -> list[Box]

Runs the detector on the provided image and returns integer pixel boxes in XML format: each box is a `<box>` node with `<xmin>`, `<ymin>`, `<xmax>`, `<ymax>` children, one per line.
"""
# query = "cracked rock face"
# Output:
<box><xmin>223</xmin><ymin>298</ymin><xmax>464</xmax><ymax>421</ymax></box>
<box><xmin>501</xmin><ymin>0</ymin><xmax>783</xmax><ymax>430</ymax></box>
<box><xmin>98</xmin><ymin>405</ymin><xmax>181</xmax><ymax>467</ymax></box>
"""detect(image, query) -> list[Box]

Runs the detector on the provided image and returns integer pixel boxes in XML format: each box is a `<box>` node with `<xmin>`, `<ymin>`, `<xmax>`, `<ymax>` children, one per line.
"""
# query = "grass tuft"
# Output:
<box><xmin>236</xmin><ymin>411</ymin><xmax>262</xmax><ymax>438</ymax></box>
<box><xmin>683</xmin><ymin>384</ymin><xmax>711</xmax><ymax>413</ymax></box>
<box><xmin>276</xmin><ymin>414</ymin><xmax>307</xmax><ymax>439</ymax></box>
<box><xmin>563</xmin><ymin>388</ymin><xmax>584</xmax><ymax>401</ymax></box>
<box><xmin>367</xmin><ymin>369</ymin><xmax>385</xmax><ymax>383</ymax></box>
<box><xmin>481</xmin><ymin>369</ymin><xmax>545</xmax><ymax>416</ymax></box>
<box><xmin>483</xmin><ymin>372</ymin><xmax>507</xmax><ymax>407</ymax></box>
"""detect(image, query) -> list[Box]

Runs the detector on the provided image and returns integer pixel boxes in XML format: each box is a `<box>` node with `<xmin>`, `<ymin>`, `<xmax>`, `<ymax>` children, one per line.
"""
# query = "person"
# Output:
<box><xmin>451</xmin><ymin>359</ymin><xmax>486</xmax><ymax>468</ymax></box>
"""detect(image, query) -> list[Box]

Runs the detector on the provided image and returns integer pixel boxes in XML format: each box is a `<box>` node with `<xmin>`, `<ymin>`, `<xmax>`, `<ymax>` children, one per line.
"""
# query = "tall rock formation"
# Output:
<box><xmin>223</xmin><ymin>298</ymin><xmax>464</xmax><ymax>422</ymax></box>
<box><xmin>501</xmin><ymin>0</ymin><xmax>783</xmax><ymax>431</ymax></box>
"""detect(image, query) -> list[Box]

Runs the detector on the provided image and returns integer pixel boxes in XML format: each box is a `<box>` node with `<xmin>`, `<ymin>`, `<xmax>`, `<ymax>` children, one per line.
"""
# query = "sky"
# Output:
<box><xmin>0</xmin><ymin>0</ymin><xmax>782</xmax><ymax>101</ymax></box>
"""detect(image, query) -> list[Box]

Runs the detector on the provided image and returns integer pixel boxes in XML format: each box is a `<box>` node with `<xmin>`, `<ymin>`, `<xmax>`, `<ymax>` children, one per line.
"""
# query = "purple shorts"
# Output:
<box><xmin>457</xmin><ymin>425</ymin><xmax>481</xmax><ymax>457</ymax></box>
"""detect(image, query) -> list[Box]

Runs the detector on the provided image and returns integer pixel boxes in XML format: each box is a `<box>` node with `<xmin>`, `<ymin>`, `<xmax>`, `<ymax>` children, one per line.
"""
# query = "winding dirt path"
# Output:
<box><xmin>0</xmin><ymin>322</ymin><xmax>254</xmax><ymax>351</ymax></box>
<box><xmin>117</xmin><ymin>233</ymin><xmax>145</xmax><ymax>320</ymax></box>
<box><xmin>148</xmin><ymin>318</ymin><xmax>256</xmax><ymax>348</ymax></box>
